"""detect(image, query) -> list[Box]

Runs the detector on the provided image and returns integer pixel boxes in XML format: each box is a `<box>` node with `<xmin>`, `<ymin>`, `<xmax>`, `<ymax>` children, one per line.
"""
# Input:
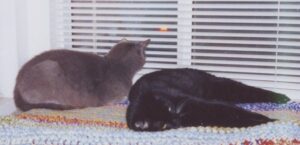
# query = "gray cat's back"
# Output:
<box><xmin>17</xmin><ymin>49</ymin><xmax>106</xmax><ymax>84</ymax></box>
<box><xmin>15</xmin><ymin>50</ymin><xmax>108</xmax><ymax>110</ymax></box>
<box><xmin>14</xmin><ymin>38</ymin><xmax>150</xmax><ymax>111</ymax></box>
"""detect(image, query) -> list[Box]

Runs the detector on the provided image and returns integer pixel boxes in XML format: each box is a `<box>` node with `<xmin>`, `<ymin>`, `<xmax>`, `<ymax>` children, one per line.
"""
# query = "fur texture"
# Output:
<box><xmin>14</xmin><ymin>39</ymin><xmax>150</xmax><ymax>111</ymax></box>
<box><xmin>126</xmin><ymin>68</ymin><xmax>290</xmax><ymax>131</ymax></box>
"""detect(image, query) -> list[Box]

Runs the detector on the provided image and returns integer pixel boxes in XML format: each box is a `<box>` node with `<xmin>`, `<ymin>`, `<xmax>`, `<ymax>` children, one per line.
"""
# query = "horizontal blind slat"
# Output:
<box><xmin>51</xmin><ymin>0</ymin><xmax>300</xmax><ymax>99</ymax></box>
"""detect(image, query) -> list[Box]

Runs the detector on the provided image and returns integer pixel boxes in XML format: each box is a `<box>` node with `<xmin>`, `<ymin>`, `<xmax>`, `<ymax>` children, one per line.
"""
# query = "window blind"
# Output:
<box><xmin>51</xmin><ymin>0</ymin><xmax>300</xmax><ymax>99</ymax></box>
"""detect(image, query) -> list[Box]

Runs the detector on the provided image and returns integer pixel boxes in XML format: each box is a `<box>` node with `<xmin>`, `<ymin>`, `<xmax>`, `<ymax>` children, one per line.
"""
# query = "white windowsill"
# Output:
<box><xmin>0</xmin><ymin>98</ymin><xmax>17</xmax><ymax>116</ymax></box>
<box><xmin>0</xmin><ymin>97</ymin><xmax>299</xmax><ymax>117</ymax></box>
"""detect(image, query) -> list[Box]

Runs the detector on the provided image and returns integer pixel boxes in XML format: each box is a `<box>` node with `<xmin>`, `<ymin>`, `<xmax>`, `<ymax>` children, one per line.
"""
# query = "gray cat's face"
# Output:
<box><xmin>107</xmin><ymin>39</ymin><xmax>150</xmax><ymax>70</ymax></box>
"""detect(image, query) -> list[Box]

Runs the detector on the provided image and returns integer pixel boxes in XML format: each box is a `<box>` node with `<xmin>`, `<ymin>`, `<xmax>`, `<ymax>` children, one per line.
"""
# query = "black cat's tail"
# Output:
<box><xmin>242</xmin><ymin>84</ymin><xmax>290</xmax><ymax>104</ymax></box>
<box><xmin>14</xmin><ymin>88</ymin><xmax>74</xmax><ymax>111</ymax></box>
<box><xmin>269</xmin><ymin>92</ymin><xmax>290</xmax><ymax>104</ymax></box>
<box><xmin>212</xmin><ymin>77</ymin><xmax>290</xmax><ymax>104</ymax></box>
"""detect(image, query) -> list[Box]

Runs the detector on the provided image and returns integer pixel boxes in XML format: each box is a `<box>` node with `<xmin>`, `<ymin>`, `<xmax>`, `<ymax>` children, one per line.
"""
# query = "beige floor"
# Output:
<box><xmin>0</xmin><ymin>98</ymin><xmax>17</xmax><ymax>116</ymax></box>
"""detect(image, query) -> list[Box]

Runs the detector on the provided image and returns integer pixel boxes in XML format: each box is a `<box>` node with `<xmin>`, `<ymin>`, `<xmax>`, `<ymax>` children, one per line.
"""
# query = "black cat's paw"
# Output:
<box><xmin>134</xmin><ymin>121</ymin><xmax>149</xmax><ymax>130</ymax></box>
<box><xmin>130</xmin><ymin>120</ymin><xmax>174</xmax><ymax>131</ymax></box>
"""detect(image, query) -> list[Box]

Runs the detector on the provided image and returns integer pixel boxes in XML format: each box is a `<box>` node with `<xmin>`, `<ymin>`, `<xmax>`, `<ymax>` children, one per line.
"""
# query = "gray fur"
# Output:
<box><xmin>14</xmin><ymin>39</ymin><xmax>150</xmax><ymax>111</ymax></box>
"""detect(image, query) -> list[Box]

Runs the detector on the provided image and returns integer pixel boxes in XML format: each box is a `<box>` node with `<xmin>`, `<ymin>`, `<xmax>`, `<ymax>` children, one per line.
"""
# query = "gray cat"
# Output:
<box><xmin>14</xmin><ymin>38</ymin><xmax>150</xmax><ymax>111</ymax></box>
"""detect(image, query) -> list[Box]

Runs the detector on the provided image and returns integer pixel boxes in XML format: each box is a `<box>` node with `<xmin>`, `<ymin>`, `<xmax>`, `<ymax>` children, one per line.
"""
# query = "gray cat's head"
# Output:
<box><xmin>106</xmin><ymin>38</ymin><xmax>150</xmax><ymax>72</ymax></box>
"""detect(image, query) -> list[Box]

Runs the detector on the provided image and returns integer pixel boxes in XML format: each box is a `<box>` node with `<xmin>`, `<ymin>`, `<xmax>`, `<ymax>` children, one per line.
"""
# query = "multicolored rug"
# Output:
<box><xmin>0</xmin><ymin>102</ymin><xmax>300</xmax><ymax>145</ymax></box>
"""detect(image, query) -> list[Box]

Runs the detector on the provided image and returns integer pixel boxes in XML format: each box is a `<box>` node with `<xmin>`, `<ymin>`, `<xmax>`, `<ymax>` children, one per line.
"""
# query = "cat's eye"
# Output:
<box><xmin>167</xmin><ymin>105</ymin><xmax>177</xmax><ymax>114</ymax></box>
<box><xmin>168</xmin><ymin>107</ymin><xmax>172</xmax><ymax>112</ymax></box>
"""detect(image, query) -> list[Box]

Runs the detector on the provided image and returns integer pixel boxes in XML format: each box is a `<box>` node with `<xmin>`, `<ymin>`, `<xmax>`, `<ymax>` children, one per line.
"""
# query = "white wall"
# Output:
<box><xmin>0</xmin><ymin>0</ymin><xmax>51</xmax><ymax>98</ymax></box>
<box><xmin>0</xmin><ymin>0</ymin><xmax>19</xmax><ymax>98</ymax></box>
<box><xmin>16</xmin><ymin>0</ymin><xmax>51</xmax><ymax>66</ymax></box>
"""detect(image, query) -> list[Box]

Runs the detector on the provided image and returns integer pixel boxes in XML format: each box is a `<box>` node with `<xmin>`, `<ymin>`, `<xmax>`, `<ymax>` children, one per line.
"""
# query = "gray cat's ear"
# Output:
<box><xmin>120</xmin><ymin>38</ymin><xmax>128</xmax><ymax>43</ymax></box>
<box><xmin>139</xmin><ymin>39</ymin><xmax>151</xmax><ymax>49</ymax></box>
<box><xmin>135</xmin><ymin>39</ymin><xmax>150</xmax><ymax>58</ymax></box>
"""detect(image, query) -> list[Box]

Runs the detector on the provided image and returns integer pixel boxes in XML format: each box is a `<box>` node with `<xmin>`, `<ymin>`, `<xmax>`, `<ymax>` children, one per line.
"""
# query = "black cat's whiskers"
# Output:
<box><xmin>175</xmin><ymin>99</ymin><xmax>190</xmax><ymax>114</ymax></box>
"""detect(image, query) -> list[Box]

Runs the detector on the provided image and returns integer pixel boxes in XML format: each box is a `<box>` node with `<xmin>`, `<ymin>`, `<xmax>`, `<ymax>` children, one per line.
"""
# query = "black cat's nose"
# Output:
<box><xmin>134</xmin><ymin>121</ymin><xmax>149</xmax><ymax>129</ymax></box>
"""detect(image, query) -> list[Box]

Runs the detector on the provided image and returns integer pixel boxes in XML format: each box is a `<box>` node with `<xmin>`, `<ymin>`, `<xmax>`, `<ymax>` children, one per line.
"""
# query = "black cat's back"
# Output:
<box><xmin>129</xmin><ymin>68</ymin><xmax>289</xmax><ymax>104</ymax></box>
<box><xmin>129</xmin><ymin>69</ymin><xmax>209</xmax><ymax>100</ymax></box>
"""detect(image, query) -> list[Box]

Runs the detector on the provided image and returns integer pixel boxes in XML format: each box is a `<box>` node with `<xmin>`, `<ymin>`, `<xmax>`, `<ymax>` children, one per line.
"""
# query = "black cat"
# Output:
<box><xmin>126</xmin><ymin>68</ymin><xmax>290</xmax><ymax>131</ymax></box>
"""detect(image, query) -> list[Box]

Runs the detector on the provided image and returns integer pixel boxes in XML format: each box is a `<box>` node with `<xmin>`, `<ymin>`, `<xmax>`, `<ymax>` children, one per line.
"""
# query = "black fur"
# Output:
<box><xmin>126</xmin><ymin>68</ymin><xmax>290</xmax><ymax>131</ymax></box>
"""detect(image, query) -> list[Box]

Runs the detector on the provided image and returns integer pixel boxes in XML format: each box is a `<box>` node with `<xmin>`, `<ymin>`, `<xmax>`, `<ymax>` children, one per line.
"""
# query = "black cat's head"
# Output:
<box><xmin>106</xmin><ymin>38</ymin><xmax>150</xmax><ymax>72</ymax></box>
<box><xmin>126</xmin><ymin>93</ymin><xmax>188</xmax><ymax>131</ymax></box>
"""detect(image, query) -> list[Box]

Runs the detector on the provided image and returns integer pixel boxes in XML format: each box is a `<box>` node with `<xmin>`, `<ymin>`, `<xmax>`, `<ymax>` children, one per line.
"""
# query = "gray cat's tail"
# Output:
<box><xmin>14</xmin><ymin>88</ymin><xmax>74</xmax><ymax>111</ymax></box>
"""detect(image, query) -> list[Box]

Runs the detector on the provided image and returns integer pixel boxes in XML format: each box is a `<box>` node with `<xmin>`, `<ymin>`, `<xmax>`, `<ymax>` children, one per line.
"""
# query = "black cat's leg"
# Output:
<box><xmin>180</xmin><ymin>99</ymin><xmax>275</xmax><ymax>128</ymax></box>
<box><xmin>207</xmin><ymin>77</ymin><xmax>290</xmax><ymax>104</ymax></box>
<box><xmin>126</xmin><ymin>79</ymin><xmax>152</xmax><ymax>130</ymax></box>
